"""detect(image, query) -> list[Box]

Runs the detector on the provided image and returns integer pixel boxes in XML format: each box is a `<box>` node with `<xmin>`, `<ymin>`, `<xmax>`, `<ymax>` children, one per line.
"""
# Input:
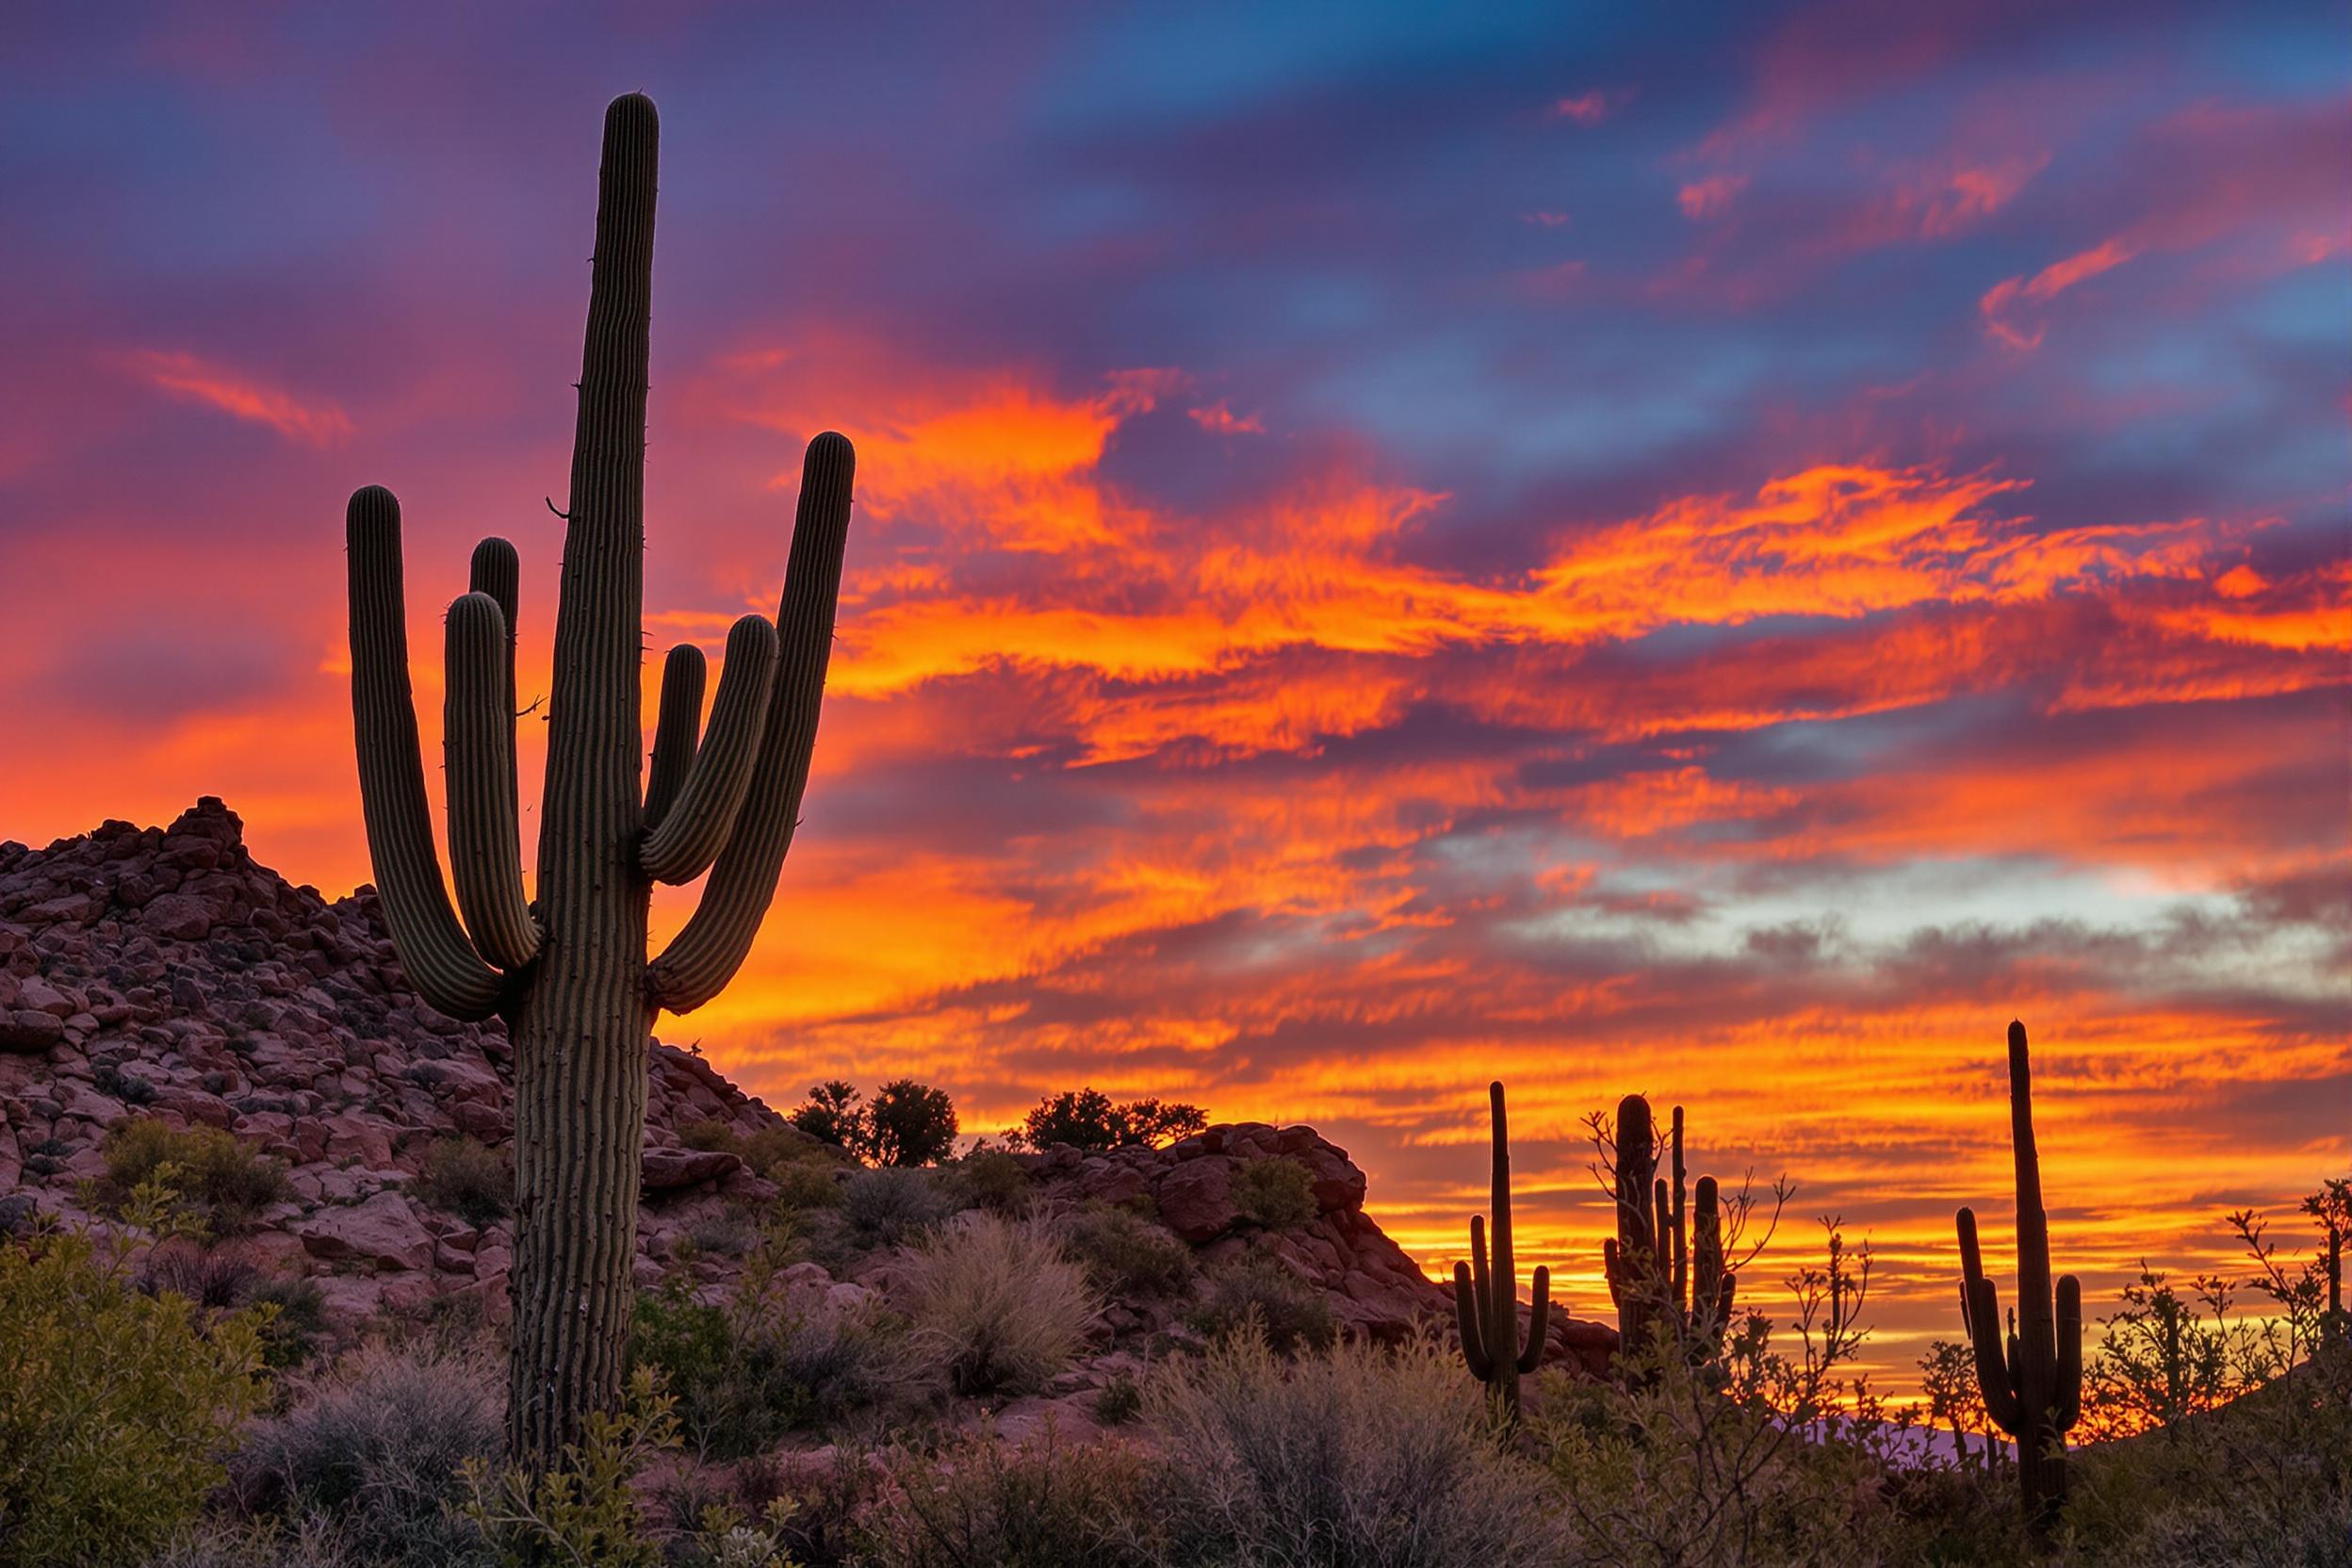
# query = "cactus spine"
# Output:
<box><xmin>1605</xmin><ymin>1096</ymin><xmax>1737</xmax><ymax>1361</ymax></box>
<box><xmin>1454</xmin><ymin>1080</ymin><xmax>1551</xmax><ymax>1419</ymax></box>
<box><xmin>1956</xmin><ymin>1021</ymin><xmax>2082</xmax><ymax>1536</ymax></box>
<box><xmin>345</xmin><ymin>93</ymin><xmax>855</xmax><ymax>1462</ymax></box>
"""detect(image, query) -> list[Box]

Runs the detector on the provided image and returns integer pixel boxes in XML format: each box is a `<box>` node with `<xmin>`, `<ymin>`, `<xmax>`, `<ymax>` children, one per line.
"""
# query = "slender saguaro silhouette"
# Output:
<box><xmin>1606</xmin><ymin>1095</ymin><xmax>1736</xmax><ymax>1362</ymax></box>
<box><xmin>1454</xmin><ymin>1080</ymin><xmax>1551</xmax><ymax>1418</ymax></box>
<box><xmin>345</xmin><ymin>93</ymin><xmax>855</xmax><ymax>1461</ymax></box>
<box><xmin>1956</xmin><ymin>1021</ymin><xmax>2082</xmax><ymax>1536</ymax></box>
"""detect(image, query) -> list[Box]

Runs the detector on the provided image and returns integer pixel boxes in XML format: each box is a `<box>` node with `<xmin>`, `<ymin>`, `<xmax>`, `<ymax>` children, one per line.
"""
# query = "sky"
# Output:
<box><xmin>2</xmin><ymin>2</ymin><xmax>2346</xmax><ymax>1390</ymax></box>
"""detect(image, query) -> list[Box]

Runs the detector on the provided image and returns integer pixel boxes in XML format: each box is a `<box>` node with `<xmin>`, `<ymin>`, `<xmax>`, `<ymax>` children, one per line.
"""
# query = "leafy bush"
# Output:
<box><xmin>460</xmin><ymin>1367</ymin><xmax>675</xmax><ymax>1568</ymax></box>
<box><xmin>953</xmin><ymin>1148</ymin><xmax>1033</xmax><ymax>1215</ymax></box>
<box><xmin>406</xmin><ymin>1136</ymin><xmax>512</xmax><ymax>1227</ymax></box>
<box><xmin>631</xmin><ymin>1249</ymin><xmax>913</xmax><ymax>1460</ymax></box>
<box><xmin>230</xmin><ymin>1338</ymin><xmax>502</xmax><ymax>1566</ymax></box>
<box><xmin>250</xmin><ymin>1275</ymin><xmax>331</xmax><ymax>1370</ymax></box>
<box><xmin>1145</xmin><ymin>1331</ymin><xmax>1561</xmax><ymax>1567</ymax></box>
<box><xmin>865</xmin><ymin>1079</ymin><xmax>958</xmax><ymax>1168</ymax></box>
<box><xmin>902</xmin><ymin>1214</ymin><xmax>1098</xmax><ymax>1397</ymax></box>
<box><xmin>681</xmin><ymin>1117</ymin><xmax>834</xmax><ymax>1184</ymax></box>
<box><xmin>1014</xmin><ymin>1088</ymin><xmax>1206</xmax><ymax>1152</ymax></box>
<box><xmin>1230</xmin><ymin>1157</ymin><xmax>1317</xmax><ymax>1231</ymax></box>
<box><xmin>1189</xmin><ymin>1250</ymin><xmax>1336</xmax><ymax>1352</ymax></box>
<box><xmin>100</xmin><ymin>1119</ymin><xmax>291</xmax><ymax>1237</ymax></box>
<box><xmin>1093</xmin><ymin>1375</ymin><xmax>1144</xmax><ymax>1427</ymax></box>
<box><xmin>856</xmin><ymin>1426</ymin><xmax>1158</xmax><ymax>1568</ymax></box>
<box><xmin>0</xmin><ymin>1228</ymin><xmax>271</xmax><ymax>1568</ymax></box>
<box><xmin>1058</xmin><ymin>1203</ymin><xmax>1195</xmax><ymax>1299</ymax></box>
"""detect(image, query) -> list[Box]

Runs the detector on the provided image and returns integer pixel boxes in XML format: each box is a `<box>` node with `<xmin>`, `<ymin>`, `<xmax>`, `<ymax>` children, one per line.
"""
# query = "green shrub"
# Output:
<box><xmin>460</xmin><ymin>1367</ymin><xmax>675</xmax><ymax>1568</ymax></box>
<box><xmin>953</xmin><ymin>1149</ymin><xmax>1033</xmax><ymax>1215</ymax></box>
<box><xmin>856</xmin><ymin>1426</ymin><xmax>1158</xmax><ymax>1568</ymax></box>
<box><xmin>405</xmin><ymin>1137</ymin><xmax>512</xmax><ymax>1227</ymax></box>
<box><xmin>230</xmin><ymin>1339</ymin><xmax>502</xmax><ymax>1566</ymax></box>
<box><xmin>1189</xmin><ymin>1250</ymin><xmax>1337</xmax><ymax>1353</ymax></box>
<box><xmin>681</xmin><ymin>1118</ymin><xmax>830</xmax><ymax>1183</ymax></box>
<box><xmin>1093</xmin><ymin>1375</ymin><xmax>1144</xmax><ymax>1427</ymax></box>
<box><xmin>903</xmin><ymin>1214</ymin><xmax>1098</xmax><ymax>1397</ymax></box>
<box><xmin>630</xmin><ymin>1250</ymin><xmax>912</xmax><ymax>1460</ymax></box>
<box><xmin>833</xmin><ymin>1168</ymin><xmax>956</xmax><ymax>1254</ymax></box>
<box><xmin>250</xmin><ymin>1275</ymin><xmax>330</xmax><ymax>1370</ymax></box>
<box><xmin>1145</xmin><ymin>1331</ymin><xmax>1561</xmax><ymax>1567</ymax></box>
<box><xmin>100</xmin><ymin>1119</ymin><xmax>291</xmax><ymax>1237</ymax></box>
<box><xmin>1058</xmin><ymin>1203</ymin><xmax>1195</xmax><ymax>1299</ymax></box>
<box><xmin>1230</xmin><ymin>1158</ymin><xmax>1317</xmax><ymax>1231</ymax></box>
<box><xmin>771</xmin><ymin>1157</ymin><xmax>847</xmax><ymax>1213</ymax></box>
<box><xmin>0</xmin><ymin>1229</ymin><xmax>271</xmax><ymax>1568</ymax></box>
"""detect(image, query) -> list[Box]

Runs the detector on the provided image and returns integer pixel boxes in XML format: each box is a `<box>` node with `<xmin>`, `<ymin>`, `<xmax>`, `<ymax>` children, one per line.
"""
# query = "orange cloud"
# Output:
<box><xmin>118</xmin><ymin>349</ymin><xmax>354</xmax><ymax>446</ymax></box>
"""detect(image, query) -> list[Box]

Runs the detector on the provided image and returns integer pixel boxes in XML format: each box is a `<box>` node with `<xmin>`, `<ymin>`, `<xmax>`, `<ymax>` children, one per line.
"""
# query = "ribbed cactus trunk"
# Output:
<box><xmin>1956</xmin><ymin>1021</ymin><xmax>2082</xmax><ymax>1538</ymax></box>
<box><xmin>344</xmin><ymin>94</ymin><xmax>855</xmax><ymax>1463</ymax></box>
<box><xmin>1453</xmin><ymin>1080</ymin><xmax>1550</xmax><ymax>1420</ymax></box>
<box><xmin>506</xmin><ymin>92</ymin><xmax>660</xmax><ymax>1461</ymax></box>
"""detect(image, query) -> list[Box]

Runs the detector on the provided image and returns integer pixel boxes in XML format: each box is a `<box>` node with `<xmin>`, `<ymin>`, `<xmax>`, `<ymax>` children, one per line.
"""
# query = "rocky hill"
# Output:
<box><xmin>0</xmin><ymin>798</ymin><xmax>1610</xmax><ymax>1384</ymax></box>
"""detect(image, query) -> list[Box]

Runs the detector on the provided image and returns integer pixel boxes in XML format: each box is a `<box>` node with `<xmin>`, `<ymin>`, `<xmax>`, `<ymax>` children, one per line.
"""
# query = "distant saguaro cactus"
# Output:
<box><xmin>345</xmin><ymin>93</ymin><xmax>855</xmax><ymax>1462</ymax></box>
<box><xmin>1956</xmin><ymin>1021</ymin><xmax>2082</xmax><ymax>1536</ymax></box>
<box><xmin>1604</xmin><ymin>1096</ymin><xmax>1737</xmax><ymax>1361</ymax></box>
<box><xmin>1454</xmin><ymin>1080</ymin><xmax>1551</xmax><ymax>1419</ymax></box>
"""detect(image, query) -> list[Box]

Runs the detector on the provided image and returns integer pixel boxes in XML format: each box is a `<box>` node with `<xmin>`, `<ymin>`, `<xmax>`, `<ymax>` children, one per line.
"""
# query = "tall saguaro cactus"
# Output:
<box><xmin>1454</xmin><ymin>1080</ymin><xmax>1551</xmax><ymax>1419</ymax></box>
<box><xmin>345</xmin><ymin>93</ymin><xmax>856</xmax><ymax>1461</ymax></box>
<box><xmin>1605</xmin><ymin>1096</ymin><xmax>1737</xmax><ymax>1362</ymax></box>
<box><xmin>1956</xmin><ymin>1021</ymin><xmax>2082</xmax><ymax>1536</ymax></box>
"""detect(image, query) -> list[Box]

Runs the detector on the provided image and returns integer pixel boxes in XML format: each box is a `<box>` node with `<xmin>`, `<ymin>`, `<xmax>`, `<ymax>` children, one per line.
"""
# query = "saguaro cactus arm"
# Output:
<box><xmin>2053</xmin><ymin>1274</ymin><xmax>2082</xmax><ymax>1431</ymax></box>
<box><xmin>646</xmin><ymin>432</ymin><xmax>856</xmax><ymax>1014</ymax></box>
<box><xmin>639</xmin><ymin>613</ymin><xmax>779</xmax><ymax>883</ymax></box>
<box><xmin>346</xmin><ymin>486</ymin><xmax>507</xmax><ymax>1021</ymax></box>
<box><xmin>1518</xmin><ymin>1263</ymin><xmax>1552</xmax><ymax>1375</ymax></box>
<box><xmin>1454</xmin><ymin>1225</ymin><xmax>1493</xmax><ymax>1380</ymax></box>
<box><xmin>645</xmin><ymin>644</ymin><xmax>707</xmax><ymax>830</ymax></box>
<box><xmin>467</xmin><ymin>536</ymin><xmax>520</xmax><ymax>801</ymax></box>
<box><xmin>443</xmin><ymin>592</ymin><xmax>543</xmax><ymax>969</ymax></box>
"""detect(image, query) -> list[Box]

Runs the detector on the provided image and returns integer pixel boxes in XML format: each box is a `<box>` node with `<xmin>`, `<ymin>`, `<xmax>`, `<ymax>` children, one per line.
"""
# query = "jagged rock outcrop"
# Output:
<box><xmin>0</xmin><ymin>798</ymin><xmax>802</xmax><ymax>1326</ymax></box>
<box><xmin>1018</xmin><ymin>1121</ymin><xmax>1616</xmax><ymax>1378</ymax></box>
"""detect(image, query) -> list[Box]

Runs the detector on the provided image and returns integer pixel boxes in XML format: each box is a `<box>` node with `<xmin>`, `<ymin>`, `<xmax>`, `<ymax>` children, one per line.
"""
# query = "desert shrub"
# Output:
<box><xmin>142</xmin><ymin>1518</ymin><xmax>361</xmax><ymax>1568</ymax></box>
<box><xmin>460</xmin><ymin>1367</ymin><xmax>675</xmax><ymax>1568</ymax></box>
<box><xmin>865</xmin><ymin>1079</ymin><xmax>958</xmax><ymax>1168</ymax></box>
<box><xmin>1014</xmin><ymin>1088</ymin><xmax>1206</xmax><ymax>1152</ymax></box>
<box><xmin>685</xmin><ymin>1208</ymin><xmax>763</xmax><ymax>1258</ymax></box>
<box><xmin>828</xmin><ymin>1167</ymin><xmax>956</xmax><ymax>1255</ymax></box>
<box><xmin>230</xmin><ymin>1338</ymin><xmax>502</xmax><ymax>1566</ymax></box>
<box><xmin>682</xmin><ymin>1118</ymin><xmax>835</xmax><ymax>1184</ymax></box>
<box><xmin>1093</xmin><ymin>1374</ymin><xmax>1144</xmax><ymax>1427</ymax></box>
<box><xmin>101</xmin><ymin>1118</ymin><xmax>292</xmax><ymax>1237</ymax></box>
<box><xmin>1058</xmin><ymin>1203</ymin><xmax>1195</xmax><ymax>1299</ymax></box>
<box><xmin>856</xmin><ymin>1426</ymin><xmax>1158</xmax><ymax>1568</ymax></box>
<box><xmin>0</xmin><ymin>1228</ymin><xmax>271</xmax><ymax>1568</ymax></box>
<box><xmin>250</xmin><ymin>1275</ymin><xmax>331</xmax><ymax>1369</ymax></box>
<box><xmin>1144</xmin><ymin>1331</ymin><xmax>1562</xmax><ymax>1567</ymax></box>
<box><xmin>953</xmin><ymin>1148</ymin><xmax>1033</xmax><ymax>1215</ymax></box>
<box><xmin>406</xmin><ymin>1136</ymin><xmax>511</xmax><ymax>1227</ymax></box>
<box><xmin>1230</xmin><ymin>1157</ymin><xmax>1317</xmax><ymax>1231</ymax></box>
<box><xmin>902</xmin><ymin>1213</ymin><xmax>1097</xmax><ymax>1397</ymax></box>
<box><xmin>139</xmin><ymin>1238</ymin><xmax>265</xmax><ymax>1310</ymax></box>
<box><xmin>1189</xmin><ymin>1250</ymin><xmax>1336</xmax><ymax>1352</ymax></box>
<box><xmin>631</xmin><ymin>1251</ymin><xmax>913</xmax><ymax>1460</ymax></box>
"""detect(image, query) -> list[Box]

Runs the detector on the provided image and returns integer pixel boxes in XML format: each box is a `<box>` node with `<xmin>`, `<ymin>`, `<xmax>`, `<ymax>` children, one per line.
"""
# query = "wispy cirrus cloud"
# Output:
<box><xmin>115</xmin><ymin>349</ymin><xmax>354</xmax><ymax>446</ymax></box>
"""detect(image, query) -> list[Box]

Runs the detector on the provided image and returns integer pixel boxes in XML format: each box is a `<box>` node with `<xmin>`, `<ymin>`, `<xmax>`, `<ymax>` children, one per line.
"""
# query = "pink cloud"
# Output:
<box><xmin>1677</xmin><ymin>172</ymin><xmax>1749</xmax><ymax>220</ymax></box>
<box><xmin>118</xmin><ymin>349</ymin><xmax>354</xmax><ymax>446</ymax></box>
<box><xmin>1189</xmin><ymin>401</ymin><xmax>1265</xmax><ymax>435</ymax></box>
<box><xmin>1551</xmin><ymin>90</ymin><xmax>1611</xmax><ymax>124</ymax></box>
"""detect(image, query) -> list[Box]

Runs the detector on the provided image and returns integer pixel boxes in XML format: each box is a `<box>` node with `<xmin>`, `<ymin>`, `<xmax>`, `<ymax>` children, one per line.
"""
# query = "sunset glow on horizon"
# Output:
<box><xmin>2</xmin><ymin>4</ymin><xmax>2344</xmax><ymax>1389</ymax></box>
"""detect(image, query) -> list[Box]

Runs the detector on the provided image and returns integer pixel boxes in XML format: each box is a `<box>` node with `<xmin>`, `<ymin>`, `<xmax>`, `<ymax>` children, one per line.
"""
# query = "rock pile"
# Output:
<box><xmin>0</xmin><ymin>798</ymin><xmax>1613</xmax><ymax>1380</ymax></box>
